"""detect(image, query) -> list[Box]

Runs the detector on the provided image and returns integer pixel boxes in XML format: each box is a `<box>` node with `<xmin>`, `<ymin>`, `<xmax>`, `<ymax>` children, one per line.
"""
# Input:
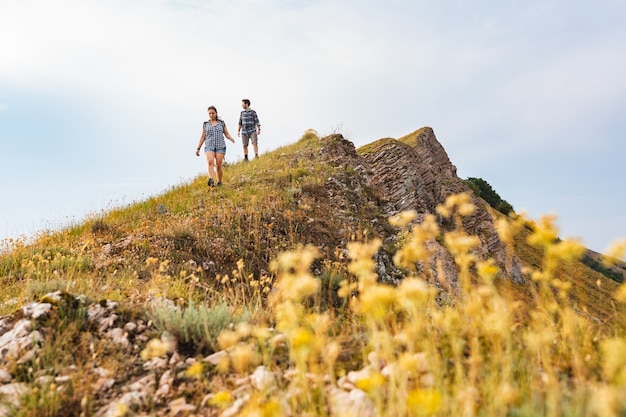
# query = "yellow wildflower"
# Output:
<box><xmin>158</xmin><ymin>259</ymin><xmax>170</xmax><ymax>273</ymax></box>
<box><xmin>396</xmin><ymin>278</ymin><xmax>433</xmax><ymax>309</ymax></box>
<box><xmin>498</xmin><ymin>383</ymin><xmax>520</xmax><ymax>406</ymax></box>
<box><xmin>589</xmin><ymin>385</ymin><xmax>623</xmax><ymax>417</ymax></box>
<box><xmin>185</xmin><ymin>362</ymin><xmax>204</xmax><ymax>379</ymax></box>
<box><xmin>476</xmin><ymin>259</ymin><xmax>499</xmax><ymax>283</ymax></box>
<box><xmin>348</xmin><ymin>239</ymin><xmax>382</xmax><ymax>291</ymax></box>
<box><xmin>235</xmin><ymin>322</ymin><xmax>252</xmax><ymax>339</ymax></box>
<box><xmin>217</xmin><ymin>330</ymin><xmax>240</xmax><ymax>350</ymax></box>
<box><xmin>444</xmin><ymin>231</ymin><xmax>479</xmax><ymax>261</ymax></box>
<box><xmin>399</xmin><ymin>352</ymin><xmax>429</xmax><ymax>374</ymax></box>
<box><xmin>436</xmin><ymin>193</ymin><xmax>474</xmax><ymax>219</ymax></box>
<box><xmin>604</xmin><ymin>238</ymin><xmax>626</xmax><ymax>265</ymax></box>
<box><xmin>252</xmin><ymin>327</ymin><xmax>272</xmax><ymax>342</ymax></box>
<box><xmin>337</xmin><ymin>279</ymin><xmax>357</xmax><ymax>298</ymax></box>
<box><xmin>359</xmin><ymin>284</ymin><xmax>396</xmax><ymax>319</ymax></box>
<box><xmin>260</xmin><ymin>398</ymin><xmax>283</xmax><ymax>417</ymax></box>
<box><xmin>407</xmin><ymin>388</ymin><xmax>442</xmax><ymax>415</ymax></box>
<box><xmin>324</xmin><ymin>341</ymin><xmax>340</xmax><ymax>370</ymax></box>
<box><xmin>458</xmin><ymin>201</ymin><xmax>475</xmax><ymax>217</ymax></box>
<box><xmin>231</xmin><ymin>343</ymin><xmax>259</xmax><ymax>373</ymax></box>
<box><xmin>291</xmin><ymin>327</ymin><xmax>314</xmax><ymax>348</ymax></box>
<box><xmin>614</xmin><ymin>284</ymin><xmax>626</xmax><ymax>303</ymax></box>
<box><xmin>435</xmin><ymin>204</ymin><xmax>450</xmax><ymax>218</ymax></box>
<box><xmin>394</xmin><ymin>238</ymin><xmax>429</xmax><ymax>268</ymax></box>
<box><xmin>216</xmin><ymin>355</ymin><xmax>230</xmax><ymax>374</ymax></box>
<box><xmin>282</xmin><ymin>273</ymin><xmax>320</xmax><ymax>302</ymax></box>
<box><xmin>140</xmin><ymin>338</ymin><xmax>169</xmax><ymax>361</ymax></box>
<box><xmin>275</xmin><ymin>301</ymin><xmax>302</xmax><ymax>332</ymax></box>
<box><xmin>112</xmin><ymin>402</ymin><xmax>129</xmax><ymax>417</ymax></box>
<box><xmin>271</xmin><ymin>244</ymin><xmax>319</xmax><ymax>276</ymax></box>
<box><xmin>600</xmin><ymin>337</ymin><xmax>626</xmax><ymax>383</ymax></box>
<box><xmin>496</xmin><ymin>218</ymin><xmax>512</xmax><ymax>245</ymax></box>
<box><xmin>389</xmin><ymin>210</ymin><xmax>417</xmax><ymax>227</ymax></box>
<box><xmin>209</xmin><ymin>390</ymin><xmax>233</xmax><ymax>407</ymax></box>
<box><xmin>306</xmin><ymin>312</ymin><xmax>330</xmax><ymax>333</ymax></box>
<box><xmin>355</xmin><ymin>371</ymin><xmax>386</xmax><ymax>395</ymax></box>
<box><xmin>546</xmin><ymin>239</ymin><xmax>584</xmax><ymax>262</ymax></box>
<box><xmin>527</xmin><ymin>214</ymin><xmax>559</xmax><ymax>248</ymax></box>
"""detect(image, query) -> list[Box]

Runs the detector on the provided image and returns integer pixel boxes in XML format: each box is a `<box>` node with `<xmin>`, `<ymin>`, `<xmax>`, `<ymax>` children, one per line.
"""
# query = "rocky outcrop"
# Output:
<box><xmin>314</xmin><ymin>127</ymin><xmax>524</xmax><ymax>285</ymax></box>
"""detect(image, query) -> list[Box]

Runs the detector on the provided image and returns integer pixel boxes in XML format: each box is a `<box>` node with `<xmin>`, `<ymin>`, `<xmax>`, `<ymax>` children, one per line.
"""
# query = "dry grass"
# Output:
<box><xmin>1</xmin><ymin>130</ymin><xmax>626</xmax><ymax>416</ymax></box>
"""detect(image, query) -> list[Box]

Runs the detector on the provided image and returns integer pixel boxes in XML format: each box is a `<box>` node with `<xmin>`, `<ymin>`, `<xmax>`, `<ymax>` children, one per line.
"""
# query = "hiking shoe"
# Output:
<box><xmin>208</xmin><ymin>178</ymin><xmax>214</xmax><ymax>187</ymax></box>
<box><xmin>217</xmin><ymin>182</ymin><xmax>222</xmax><ymax>187</ymax></box>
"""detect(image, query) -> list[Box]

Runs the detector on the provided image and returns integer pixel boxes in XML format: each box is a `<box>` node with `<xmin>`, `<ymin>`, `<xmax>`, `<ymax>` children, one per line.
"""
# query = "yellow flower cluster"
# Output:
<box><xmin>392</xmin><ymin>214</ymin><xmax>439</xmax><ymax>269</ymax></box>
<box><xmin>270</xmin><ymin>244</ymin><xmax>320</xmax><ymax>302</ymax></box>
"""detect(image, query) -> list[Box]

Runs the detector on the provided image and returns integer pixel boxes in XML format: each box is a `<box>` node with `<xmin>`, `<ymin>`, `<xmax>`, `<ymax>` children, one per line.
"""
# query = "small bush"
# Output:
<box><xmin>148</xmin><ymin>301</ymin><xmax>250</xmax><ymax>355</ymax></box>
<box><xmin>465</xmin><ymin>176</ymin><xmax>515</xmax><ymax>215</ymax></box>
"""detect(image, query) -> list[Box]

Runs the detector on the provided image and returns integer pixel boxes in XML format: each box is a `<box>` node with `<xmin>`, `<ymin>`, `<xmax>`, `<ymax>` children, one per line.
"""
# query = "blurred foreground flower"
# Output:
<box><xmin>209</xmin><ymin>390</ymin><xmax>233</xmax><ymax>407</ymax></box>
<box><xmin>140</xmin><ymin>338</ymin><xmax>170</xmax><ymax>361</ymax></box>
<box><xmin>185</xmin><ymin>362</ymin><xmax>203</xmax><ymax>379</ymax></box>
<box><xmin>407</xmin><ymin>388</ymin><xmax>442</xmax><ymax>415</ymax></box>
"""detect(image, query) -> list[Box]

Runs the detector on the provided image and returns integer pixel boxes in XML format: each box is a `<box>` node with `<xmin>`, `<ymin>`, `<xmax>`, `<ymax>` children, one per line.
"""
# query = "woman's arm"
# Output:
<box><xmin>223</xmin><ymin>124</ymin><xmax>236</xmax><ymax>143</ymax></box>
<box><xmin>196</xmin><ymin>126</ymin><xmax>205</xmax><ymax>156</ymax></box>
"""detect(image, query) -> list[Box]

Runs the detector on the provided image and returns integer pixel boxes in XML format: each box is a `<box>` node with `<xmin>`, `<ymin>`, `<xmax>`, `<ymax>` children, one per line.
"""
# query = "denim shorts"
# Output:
<box><xmin>205</xmin><ymin>146</ymin><xmax>226</xmax><ymax>154</ymax></box>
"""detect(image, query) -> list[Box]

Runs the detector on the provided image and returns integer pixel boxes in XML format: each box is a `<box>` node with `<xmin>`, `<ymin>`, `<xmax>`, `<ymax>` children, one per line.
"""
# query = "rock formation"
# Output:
<box><xmin>313</xmin><ymin>127</ymin><xmax>524</xmax><ymax>286</ymax></box>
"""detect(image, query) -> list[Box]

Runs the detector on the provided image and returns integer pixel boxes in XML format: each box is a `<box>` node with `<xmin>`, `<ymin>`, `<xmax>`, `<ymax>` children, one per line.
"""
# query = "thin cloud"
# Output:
<box><xmin>1</xmin><ymin>0</ymin><xmax>625</xmax><ymax>253</ymax></box>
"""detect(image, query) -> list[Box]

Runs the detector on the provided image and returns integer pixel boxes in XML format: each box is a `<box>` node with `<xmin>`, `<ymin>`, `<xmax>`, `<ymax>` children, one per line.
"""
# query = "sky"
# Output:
<box><xmin>1</xmin><ymin>0</ymin><xmax>625</xmax><ymax>255</ymax></box>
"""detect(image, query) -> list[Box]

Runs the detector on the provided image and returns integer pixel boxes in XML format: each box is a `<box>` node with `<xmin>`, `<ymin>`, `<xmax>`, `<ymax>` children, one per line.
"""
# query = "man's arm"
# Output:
<box><xmin>254</xmin><ymin>111</ymin><xmax>261</xmax><ymax>135</ymax></box>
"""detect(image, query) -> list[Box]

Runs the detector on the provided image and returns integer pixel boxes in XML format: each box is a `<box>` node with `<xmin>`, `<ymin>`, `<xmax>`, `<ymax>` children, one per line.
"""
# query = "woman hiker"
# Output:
<box><xmin>196</xmin><ymin>105</ymin><xmax>236</xmax><ymax>187</ymax></box>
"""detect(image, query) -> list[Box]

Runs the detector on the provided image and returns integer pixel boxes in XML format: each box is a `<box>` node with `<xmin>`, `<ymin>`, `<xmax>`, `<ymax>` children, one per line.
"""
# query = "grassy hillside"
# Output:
<box><xmin>1</xmin><ymin>130</ymin><xmax>626</xmax><ymax>416</ymax></box>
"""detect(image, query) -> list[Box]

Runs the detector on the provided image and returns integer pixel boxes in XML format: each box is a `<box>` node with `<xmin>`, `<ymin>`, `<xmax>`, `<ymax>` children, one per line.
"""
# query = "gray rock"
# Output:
<box><xmin>22</xmin><ymin>302</ymin><xmax>52</xmax><ymax>319</ymax></box>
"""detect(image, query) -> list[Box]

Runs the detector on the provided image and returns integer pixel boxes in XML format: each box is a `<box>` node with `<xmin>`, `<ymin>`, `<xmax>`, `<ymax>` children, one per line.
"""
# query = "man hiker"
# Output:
<box><xmin>237</xmin><ymin>99</ymin><xmax>261</xmax><ymax>161</ymax></box>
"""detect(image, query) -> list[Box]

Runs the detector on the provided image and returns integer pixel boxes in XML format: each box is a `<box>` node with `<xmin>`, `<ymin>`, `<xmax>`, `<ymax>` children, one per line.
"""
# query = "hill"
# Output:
<box><xmin>0</xmin><ymin>128</ymin><xmax>625</xmax><ymax>416</ymax></box>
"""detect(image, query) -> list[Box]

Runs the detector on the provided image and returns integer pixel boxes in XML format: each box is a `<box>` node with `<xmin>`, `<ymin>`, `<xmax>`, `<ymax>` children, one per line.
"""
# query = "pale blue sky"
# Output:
<box><xmin>1</xmin><ymin>0</ymin><xmax>625</xmax><ymax>254</ymax></box>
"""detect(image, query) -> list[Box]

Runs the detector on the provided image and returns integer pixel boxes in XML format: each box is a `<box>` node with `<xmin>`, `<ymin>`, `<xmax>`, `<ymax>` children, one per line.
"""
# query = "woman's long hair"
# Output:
<box><xmin>207</xmin><ymin>105</ymin><xmax>219</xmax><ymax>120</ymax></box>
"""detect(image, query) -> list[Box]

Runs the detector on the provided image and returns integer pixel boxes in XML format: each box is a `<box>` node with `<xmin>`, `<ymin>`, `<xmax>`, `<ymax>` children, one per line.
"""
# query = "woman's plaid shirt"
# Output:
<box><xmin>203</xmin><ymin>120</ymin><xmax>226</xmax><ymax>150</ymax></box>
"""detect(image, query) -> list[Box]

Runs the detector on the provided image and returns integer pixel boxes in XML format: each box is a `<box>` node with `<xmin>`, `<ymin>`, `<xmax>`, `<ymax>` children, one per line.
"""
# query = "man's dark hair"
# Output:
<box><xmin>242</xmin><ymin>99</ymin><xmax>251</xmax><ymax>106</ymax></box>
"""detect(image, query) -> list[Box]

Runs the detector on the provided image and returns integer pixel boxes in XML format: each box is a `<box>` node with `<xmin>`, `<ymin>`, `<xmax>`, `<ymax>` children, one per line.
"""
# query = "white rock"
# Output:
<box><xmin>143</xmin><ymin>357</ymin><xmax>168</xmax><ymax>371</ymax></box>
<box><xmin>129</xmin><ymin>373</ymin><xmax>156</xmax><ymax>393</ymax></box>
<box><xmin>0</xmin><ymin>383</ymin><xmax>30</xmax><ymax>408</ymax></box>
<box><xmin>328</xmin><ymin>387</ymin><xmax>376</xmax><ymax>417</ymax></box>
<box><xmin>0</xmin><ymin>369</ymin><xmax>12</xmax><ymax>384</ymax></box>
<box><xmin>167</xmin><ymin>397</ymin><xmax>196</xmax><ymax>415</ymax></box>
<box><xmin>106</xmin><ymin>328</ymin><xmax>129</xmax><ymax>347</ymax></box>
<box><xmin>222</xmin><ymin>395</ymin><xmax>249</xmax><ymax>417</ymax></box>
<box><xmin>154</xmin><ymin>383</ymin><xmax>170</xmax><ymax>403</ymax></box>
<box><xmin>22</xmin><ymin>302</ymin><xmax>52</xmax><ymax>319</ymax></box>
<box><xmin>203</xmin><ymin>350</ymin><xmax>228</xmax><ymax>366</ymax></box>
<box><xmin>124</xmin><ymin>322</ymin><xmax>138</xmax><ymax>334</ymax></box>
<box><xmin>250</xmin><ymin>366</ymin><xmax>276</xmax><ymax>391</ymax></box>
<box><xmin>0</xmin><ymin>320</ymin><xmax>37</xmax><ymax>361</ymax></box>
<box><xmin>346</xmin><ymin>366</ymin><xmax>374</xmax><ymax>385</ymax></box>
<box><xmin>92</xmin><ymin>377</ymin><xmax>116</xmax><ymax>393</ymax></box>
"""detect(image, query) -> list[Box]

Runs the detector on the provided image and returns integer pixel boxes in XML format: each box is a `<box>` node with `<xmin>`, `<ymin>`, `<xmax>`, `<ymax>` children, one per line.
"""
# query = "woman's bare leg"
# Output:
<box><xmin>215</xmin><ymin>153</ymin><xmax>225</xmax><ymax>183</ymax></box>
<box><xmin>206</xmin><ymin>151</ymin><xmax>216</xmax><ymax>180</ymax></box>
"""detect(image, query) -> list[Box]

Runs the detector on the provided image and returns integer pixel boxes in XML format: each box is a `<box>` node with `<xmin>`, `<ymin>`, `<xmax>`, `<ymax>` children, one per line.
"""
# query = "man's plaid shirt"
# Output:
<box><xmin>239</xmin><ymin>110</ymin><xmax>260</xmax><ymax>135</ymax></box>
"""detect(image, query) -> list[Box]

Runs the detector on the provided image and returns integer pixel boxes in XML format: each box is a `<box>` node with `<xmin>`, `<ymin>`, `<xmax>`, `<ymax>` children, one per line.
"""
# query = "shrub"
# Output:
<box><xmin>147</xmin><ymin>300</ymin><xmax>251</xmax><ymax>355</ymax></box>
<box><xmin>465</xmin><ymin>176</ymin><xmax>515</xmax><ymax>215</ymax></box>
